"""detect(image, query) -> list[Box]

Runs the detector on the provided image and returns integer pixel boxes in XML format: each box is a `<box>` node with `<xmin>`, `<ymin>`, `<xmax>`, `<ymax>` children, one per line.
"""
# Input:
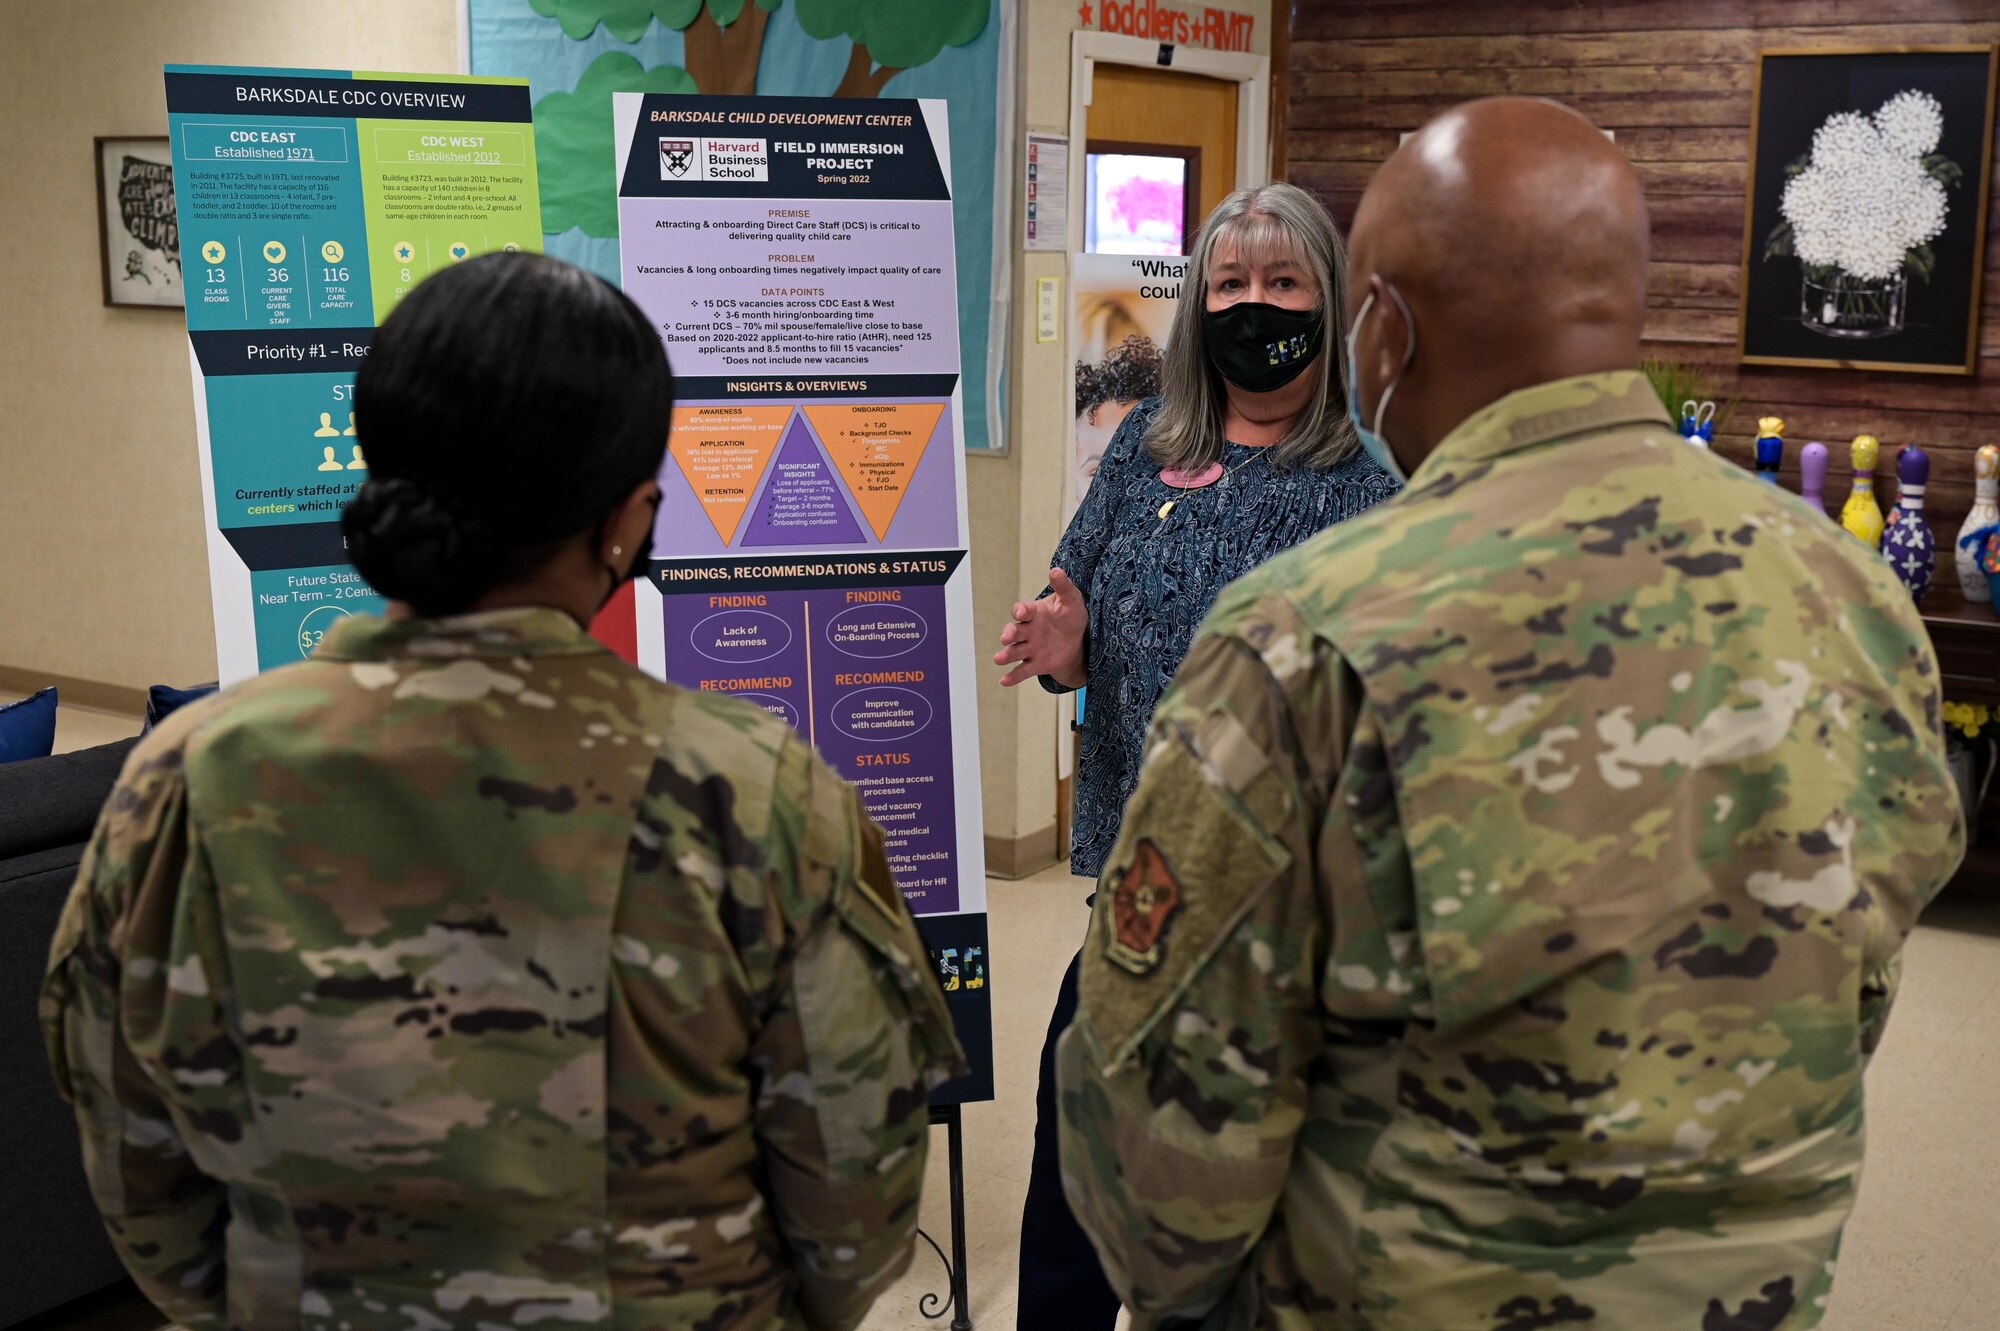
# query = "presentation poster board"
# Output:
<box><xmin>166</xmin><ymin>64</ymin><xmax>541</xmax><ymax>682</ymax></box>
<box><xmin>616</xmin><ymin>93</ymin><xmax>993</xmax><ymax>1102</ymax></box>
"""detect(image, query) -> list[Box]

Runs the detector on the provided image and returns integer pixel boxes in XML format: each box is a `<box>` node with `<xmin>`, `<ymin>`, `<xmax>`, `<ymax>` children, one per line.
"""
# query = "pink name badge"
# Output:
<box><xmin>1161</xmin><ymin>463</ymin><xmax>1223</xmax><ymax>489</ymax></box>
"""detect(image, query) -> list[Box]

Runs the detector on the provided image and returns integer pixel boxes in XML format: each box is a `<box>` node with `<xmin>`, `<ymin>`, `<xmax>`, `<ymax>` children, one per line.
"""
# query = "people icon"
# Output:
<box><xmin>314</xmin><ymin>412</ymin><xmax>340</xmax><ymax>438</ymax></box>
<box><xmin>343</xmin><ymin>412</ymin><xmax>358</xmax><ymax>436</ymax></box>
<box><xmin>346</xmin><ymin>444</ymin><xmax>367</xmax><ymax>471</ymax></box>
<box><xmin>318</xmin><ymin>446</ymin><xmax>344</xmax><ymax>472</ymax></box>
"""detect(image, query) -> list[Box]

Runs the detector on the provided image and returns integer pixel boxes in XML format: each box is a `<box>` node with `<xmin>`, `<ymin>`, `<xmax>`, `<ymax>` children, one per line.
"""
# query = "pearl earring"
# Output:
<box><xmin>612</xmin><ymin>546</ymin><xmax>623</xmax><ymax>557</ymax></box>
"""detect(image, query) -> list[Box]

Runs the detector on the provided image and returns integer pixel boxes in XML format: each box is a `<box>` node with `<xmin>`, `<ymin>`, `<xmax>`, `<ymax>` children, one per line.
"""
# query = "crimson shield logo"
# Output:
<box><xmin>659</xmin><ymin>138</ymin><xmax>695</xmax><ymax>178</ymax></box>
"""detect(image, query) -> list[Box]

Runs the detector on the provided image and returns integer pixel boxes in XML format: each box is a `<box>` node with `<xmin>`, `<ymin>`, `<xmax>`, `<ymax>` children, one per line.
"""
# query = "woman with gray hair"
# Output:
<box><xmin>996</xmin><ymin>181</ymin><xmax>1399</xmax><ymax>1327</ymax></box>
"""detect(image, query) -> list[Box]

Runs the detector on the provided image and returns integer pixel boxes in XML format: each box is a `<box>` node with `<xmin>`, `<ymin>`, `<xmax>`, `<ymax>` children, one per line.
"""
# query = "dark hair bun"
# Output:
<box><xmin>342</xmin><ymin>477</ymin><xmax>506</xmax><ymax>615</ymax></box>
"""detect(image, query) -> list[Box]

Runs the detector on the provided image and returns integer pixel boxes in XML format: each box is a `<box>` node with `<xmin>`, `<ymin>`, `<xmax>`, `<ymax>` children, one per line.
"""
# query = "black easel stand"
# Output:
<box><xmin>916</xmin><ymin>1103</ymin><xmax>973</xmax><ymax>1329</ymax></box>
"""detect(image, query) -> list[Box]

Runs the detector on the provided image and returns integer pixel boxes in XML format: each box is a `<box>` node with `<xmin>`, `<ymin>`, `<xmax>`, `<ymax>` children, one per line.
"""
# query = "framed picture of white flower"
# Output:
<box><xmin>1739</xmin><ymin>47</ymin><xmax>1998</xmax><ymax>375</ymax></box>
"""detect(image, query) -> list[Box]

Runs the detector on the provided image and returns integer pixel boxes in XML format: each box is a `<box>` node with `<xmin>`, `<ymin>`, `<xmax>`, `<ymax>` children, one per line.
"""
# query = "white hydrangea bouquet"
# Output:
<box><xmin>1763</xmin><ymin>90</ymin><xmax>1963</xmax><ymax>338</ymax></box>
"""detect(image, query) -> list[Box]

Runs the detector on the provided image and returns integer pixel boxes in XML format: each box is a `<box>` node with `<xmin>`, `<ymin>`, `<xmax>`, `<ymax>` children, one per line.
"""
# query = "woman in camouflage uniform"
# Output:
<box><xmin>44</xmin><ymin>253</ymin><xmax>962</xmax><ymax>1331</ymax></box>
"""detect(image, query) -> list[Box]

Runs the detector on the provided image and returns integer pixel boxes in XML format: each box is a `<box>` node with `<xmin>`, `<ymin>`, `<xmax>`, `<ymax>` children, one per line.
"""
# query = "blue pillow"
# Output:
<box><xmin>145</xmin><ymin>682</ymin><xmax>218</xmax><ymax>732</ymax></box>
<box><xmin>0</xmin><ymin>687</ymin><xmax>58</xmax><ymax>764</ymax></box>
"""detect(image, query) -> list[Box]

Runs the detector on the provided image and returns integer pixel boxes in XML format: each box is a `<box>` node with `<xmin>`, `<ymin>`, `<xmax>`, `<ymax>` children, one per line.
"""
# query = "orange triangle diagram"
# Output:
<box><xmin>804</xmin><ymin>403</ymin><xmax>947</xmax><ymax>541</ymax></box>
<box><xmin>668</xmin><ymin>404</ymin><xmax>792</xmax><ymax>545</ymax></box>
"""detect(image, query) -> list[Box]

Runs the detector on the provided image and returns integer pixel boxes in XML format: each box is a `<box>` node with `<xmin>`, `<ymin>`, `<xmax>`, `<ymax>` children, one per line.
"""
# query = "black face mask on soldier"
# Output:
<box><xmin>1201</xmin><ymin>300</ymin><xmax>1325</xmax><ymax>393</ymax></box>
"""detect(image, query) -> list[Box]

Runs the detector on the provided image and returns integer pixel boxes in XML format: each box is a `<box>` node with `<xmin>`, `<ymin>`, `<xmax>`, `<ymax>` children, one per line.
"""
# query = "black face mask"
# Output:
<box><xmin>1202</xmin><ymin>301</ymin><xmax>1325</xmax><ymax>393</ymax></box>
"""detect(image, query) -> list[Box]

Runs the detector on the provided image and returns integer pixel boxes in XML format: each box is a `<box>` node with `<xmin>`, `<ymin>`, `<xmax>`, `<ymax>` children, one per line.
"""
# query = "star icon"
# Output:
<box><xmin>1079</xmin><ymin>2</ymin><xmax>1092</xmax><ymax>24</ymax></box>
<box><xmin>201</xmin><ymin>240</ymin><xmax>226</xmax><ymax>264</ymax></box>
<box><xmin>393</xmin><ymin>242</ymin><xmax>415</xmax><ymax>264</ymax></box>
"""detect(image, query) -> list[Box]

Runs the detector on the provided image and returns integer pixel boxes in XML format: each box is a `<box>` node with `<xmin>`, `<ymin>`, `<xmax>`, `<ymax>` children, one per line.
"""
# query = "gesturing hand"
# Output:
<box><xmin>995</xmin><ymin>568</ymin><xmax>1088</xmax><ymax>689</ymax></box>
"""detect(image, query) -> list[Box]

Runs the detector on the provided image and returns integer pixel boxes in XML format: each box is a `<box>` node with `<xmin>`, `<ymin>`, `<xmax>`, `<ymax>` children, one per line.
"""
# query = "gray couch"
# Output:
<box><xmin>1</xmin><ymin>738</ymin><xmax>138</xmax><ymax>1326</ymax></box>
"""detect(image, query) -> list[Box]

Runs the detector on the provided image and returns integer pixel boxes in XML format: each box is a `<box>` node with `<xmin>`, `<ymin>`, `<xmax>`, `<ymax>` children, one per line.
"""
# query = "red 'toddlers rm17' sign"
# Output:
<box><xmin>1080</xmin><ymin>0</ymin><xmax>1257</xmax><ymax>53</ymax></box>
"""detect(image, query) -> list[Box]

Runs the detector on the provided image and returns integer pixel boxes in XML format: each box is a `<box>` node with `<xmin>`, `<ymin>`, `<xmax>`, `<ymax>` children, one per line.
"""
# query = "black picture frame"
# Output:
<box><xmin>1739</xmin><ymin>47</ymin><xmax>1998</xmax><ymax>375</ymax></box>
<box><xmin>95</xmin><ymin>135</ymin><xmax>182</xmax><ymax>309</ymax></box>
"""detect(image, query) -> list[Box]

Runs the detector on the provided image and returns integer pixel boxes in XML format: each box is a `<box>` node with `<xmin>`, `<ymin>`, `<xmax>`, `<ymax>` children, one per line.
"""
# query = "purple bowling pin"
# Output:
<box><xmin>1881</xmin><ymin>445</ymin><xmax>1936</xmax><ymax>603</ymax></box>
<box><xmin>1799</xmin><ymin>442</ymin><xmax>1829</xmax><ymax>514</ymax></box>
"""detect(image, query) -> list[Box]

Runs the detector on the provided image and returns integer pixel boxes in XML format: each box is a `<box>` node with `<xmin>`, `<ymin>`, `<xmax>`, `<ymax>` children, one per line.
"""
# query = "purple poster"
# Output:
<box><xmin>621</xmin><ymin>94</ymin><xmax>991</xmax><ymax>1101</ymax></box>
<box><xmin>661</xmin><ymin>575</ymin><xmax>959</xmax><ymax>912</ymax></box>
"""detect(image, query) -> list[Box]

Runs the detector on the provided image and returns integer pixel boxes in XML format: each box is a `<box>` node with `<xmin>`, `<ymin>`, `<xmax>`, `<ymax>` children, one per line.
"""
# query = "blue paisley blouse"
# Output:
<box><xmin>1042</xmin><ymin>396</ymin><xmax>1400</xmax><ymax>879</ymax></box>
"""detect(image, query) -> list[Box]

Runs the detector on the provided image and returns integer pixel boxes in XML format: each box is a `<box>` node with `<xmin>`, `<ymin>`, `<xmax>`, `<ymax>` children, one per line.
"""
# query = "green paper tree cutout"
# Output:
<box><xmin>527</xmin><ymin>0</ymin><xmax>778</xmax><ymax>92</ymax></box>
<box><xmin>528</xmin><ymin>0</ymin><xmax>987</xmax><ymax>100</ymax></box>
<box><xmin>528</xmin><ymin>0</ymin><xmax>702</xmax><ymax>42</ymax></box>
<box><xmin>534</xmin><ymin>51</ymin><xmax>696</xmax><ymax>237</ymax></box>
<box><xmin>796</xmin><ymin>0</ymin><xmax>989</xmax><ymax>97</ymax></box>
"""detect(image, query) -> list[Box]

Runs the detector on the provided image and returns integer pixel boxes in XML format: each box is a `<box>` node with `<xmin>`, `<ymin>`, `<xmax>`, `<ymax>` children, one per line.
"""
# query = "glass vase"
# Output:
<box><xmin>1801</xmin><ymin>268</ymin><xmax>1907</xmax><ymax>339</ymax></box>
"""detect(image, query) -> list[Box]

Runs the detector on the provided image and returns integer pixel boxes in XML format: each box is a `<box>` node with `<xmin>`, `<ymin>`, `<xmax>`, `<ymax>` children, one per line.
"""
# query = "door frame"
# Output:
<box><xmin>1066</xmin><ymin>31</ymin><xmax>1271</xmax><ymax>258</ymax></box>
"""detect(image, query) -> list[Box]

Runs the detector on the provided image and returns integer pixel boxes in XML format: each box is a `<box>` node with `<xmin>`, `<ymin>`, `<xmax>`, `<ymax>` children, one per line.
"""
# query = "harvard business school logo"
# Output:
<box><xmin>659</xmin><ymin>138</ymin><xmax>695</xmax><ymax>178</ymax></box>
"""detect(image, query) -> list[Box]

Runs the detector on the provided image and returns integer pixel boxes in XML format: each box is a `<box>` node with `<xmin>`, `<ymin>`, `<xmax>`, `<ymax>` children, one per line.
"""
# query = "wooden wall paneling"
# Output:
<box><xmin>1272</xmin><ymin>1</ymin><xmax>1292</xmax><ymax>179</ymax></box>
<box><xmin>1292</xmin><ymin>3</ymin><xmax>2000</xmax><ymax>42</ymax></box>
<box><xmin>1287</xmin><ymin>2</ymin><xmax>2000</xmax><ymax>548</ymax></box>
<box><xmin>1293</xmin><ymin>23</ymin><xmax>2000</xmax><ymax>71</ymax></box>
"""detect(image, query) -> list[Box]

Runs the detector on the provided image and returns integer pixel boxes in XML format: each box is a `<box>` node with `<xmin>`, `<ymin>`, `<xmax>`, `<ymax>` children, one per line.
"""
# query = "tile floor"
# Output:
<box><xmin>18</xmin><ymin>698</ymin><xmax>2000</xmax><ymax>1331</ymax></box>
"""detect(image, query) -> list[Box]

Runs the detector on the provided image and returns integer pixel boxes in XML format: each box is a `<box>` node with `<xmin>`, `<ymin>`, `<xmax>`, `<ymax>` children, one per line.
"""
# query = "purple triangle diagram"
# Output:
<box><xmin>741</xmin><ymin>414</ymin><xmax>866</xmax><ymax>547</ymax></box>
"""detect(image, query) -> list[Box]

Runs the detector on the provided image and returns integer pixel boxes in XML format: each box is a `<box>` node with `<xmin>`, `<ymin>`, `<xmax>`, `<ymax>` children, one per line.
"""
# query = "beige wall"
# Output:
<box><xmin>0</xmin><ymin>0</ymin><xmax>460</xmax><ymax>692</ymax></box>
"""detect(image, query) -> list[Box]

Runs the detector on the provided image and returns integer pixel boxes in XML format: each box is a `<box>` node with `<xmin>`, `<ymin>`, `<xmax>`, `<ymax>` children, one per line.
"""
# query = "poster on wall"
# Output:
<box><xmin>616</xmin><ymin>92</ymin><xmax>993</xmax><ymax>1102</ymax></box>
<box><xmin>165</xmin><ymin>65</ymin><xmax>541</xmax><ymax>683</ymax></box>
<box><xmin>1069</xmin><ymin>251</ymin><xmax>1178</xmax><ymax>519</ymax></box>
<box><xmin>1740</xmin><ymin>46</ymin><xmax>1998</xmax><ymax>375</ymax></box>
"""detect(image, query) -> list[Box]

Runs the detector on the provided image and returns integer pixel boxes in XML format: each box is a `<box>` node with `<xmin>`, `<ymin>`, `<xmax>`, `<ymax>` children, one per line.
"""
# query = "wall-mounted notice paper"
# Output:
<box><xmin>1025</xmin><ymin>132</ymin><xmax>1069</xmax><ymax>251</ymax></box>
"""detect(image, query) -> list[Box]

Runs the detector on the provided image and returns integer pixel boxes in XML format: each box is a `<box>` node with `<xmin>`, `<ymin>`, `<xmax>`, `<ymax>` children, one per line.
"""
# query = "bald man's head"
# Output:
<box><xmin>1345</xmin><ymin>98</ymin><xmax>1650</xmax><ymax>472</ymax></box>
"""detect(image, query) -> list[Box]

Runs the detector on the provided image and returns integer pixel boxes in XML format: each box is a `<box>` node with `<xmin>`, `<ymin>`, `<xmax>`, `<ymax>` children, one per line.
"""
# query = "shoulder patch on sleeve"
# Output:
<box><xmin>1081</xmin><ymin>732</ymin><xmax>1292</xmax><ymax>1073</ymax></box>
<box><xmin>1106</xmin><ymin>838</ymin><xmax>1182</xmax><ymax>975</ymax></box>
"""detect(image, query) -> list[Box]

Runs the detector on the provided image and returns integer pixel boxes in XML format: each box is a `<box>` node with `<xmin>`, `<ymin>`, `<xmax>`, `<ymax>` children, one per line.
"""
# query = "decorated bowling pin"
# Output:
<box><xmin>1841</xmin><ymin>435</ymin><xmax>1884</xmax><ymax>548</ymax></box>
<box><xmin>1800</xmin><ymin>442</ymin><xmax>1829</xmax><ymax>514</ymax></box>
<box><xmin>1960</xmin><ymin>521</ymin><xmax>2000</xmax><ymax>606</ymax></box>
<box><xmin>1754</xmin><ymin>416</ymin><xmax>1785</xmax><ymax>484</ymax></box>
<box><xmin>1881</xmin><ymin>446</ymin><xmax>1936</xmax><ymax>604</ymax></box>
<box><xmin>1680</xmin><ymin>399</ymin><xmax>1714</xmax><ymax>449</ymax></box>
<box><xmin>1958</xmin><ymin>444</ymin><xmax>2000</xmax><ymax>602</ymax></box>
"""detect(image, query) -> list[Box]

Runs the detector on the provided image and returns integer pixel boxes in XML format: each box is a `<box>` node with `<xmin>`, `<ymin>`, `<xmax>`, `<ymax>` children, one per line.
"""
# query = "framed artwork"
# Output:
<box><xmin>95</xmin><ymin>135</ymin><xmax>182</xmax><ymax>308</ymax></box>
<box><xmin>1739</xmin><ymin>46</ymin><xmax>1998</xmax><ymax>375</ymax></box>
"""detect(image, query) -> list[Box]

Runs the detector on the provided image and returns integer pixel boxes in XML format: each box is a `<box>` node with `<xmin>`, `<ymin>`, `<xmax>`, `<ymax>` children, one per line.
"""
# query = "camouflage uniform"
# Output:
<box><xmin>1057</xmin><ymin>372</ymin><xmax>1964</xmax><ymax>1330</ymax></box>
<box><xmin>42</xmin><ymin>607</ymin><xmax>963</xmax><ymax>1331</ymax></box>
